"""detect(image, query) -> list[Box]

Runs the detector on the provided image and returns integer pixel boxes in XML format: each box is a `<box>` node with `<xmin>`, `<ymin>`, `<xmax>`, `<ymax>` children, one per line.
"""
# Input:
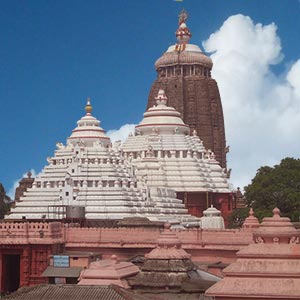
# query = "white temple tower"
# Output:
<box><xmin>122</xmin><ymin>90</ymin><xmax>233</xmax><ymax>219</ymax></box>
<box><xmin>7</xmin><ymin>99</ymin><xmax>199</xmax><ymax>225</ymax></box>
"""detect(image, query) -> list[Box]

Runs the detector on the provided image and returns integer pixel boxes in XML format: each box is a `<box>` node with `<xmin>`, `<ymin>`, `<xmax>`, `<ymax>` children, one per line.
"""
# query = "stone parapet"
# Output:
<box><xmin>65</xmin><ymin>226</ymin><xmax>253</xmax><ymax>250</ymax></box>
<box><xmin>0</xmin><ymin>222</ymin><xmax>253</xmax><ymax>250</ymax></box>
<box><xmin>0</xmin><ymin>222</ymin><xmax>64</xmax><ymax>244</ymax></box>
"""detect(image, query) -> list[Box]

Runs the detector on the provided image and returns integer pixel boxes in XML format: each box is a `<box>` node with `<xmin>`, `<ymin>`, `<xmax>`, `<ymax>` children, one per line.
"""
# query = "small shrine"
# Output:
<box><xmin>122</xmin><ymin>90</ymin><xmax>233</xmax><ymax>220</ymax></box>
<box><xmin>129</xmin><ymin>223</ymin><xmax>220</xmax><ymax>299</ymax></box>
<box><xmin>206</xmin><ymin>207</ymin><xmax>300</xmax><ymax>299</ymax></box>
<box><xmin>7</xmin><ymin>99</ymin><xmax>199</xmax><ymax>225</ymax></box>
<box><xmin>200</xmin><ymin>205</ymin><xmax>225</xmax><ymax>229</ymax></box>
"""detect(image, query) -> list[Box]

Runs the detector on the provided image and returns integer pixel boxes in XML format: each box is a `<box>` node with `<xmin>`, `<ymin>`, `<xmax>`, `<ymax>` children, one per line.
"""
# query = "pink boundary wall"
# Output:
<box><xmin>0</xmin><ymin>222</ymin><xmax>254</xmax><ymax>291</ymax></box>
<box><xmin>0</xmin><ymin>222</ymin><xmax>253</xmax><ymax>262</ymax></box>
<box><xmin>64</xmin><ymin>227</ymin><xmax>253</xmax><ymax>262</ymax></box>
<box><xmin>0</xmin><ymin>222</ymin><xmax>64</xmax><ymax>244</ymax></box>
<box><xmin>0</xmin><ymin>223</ymin><xmax>254</xmax><ymax>256</ymax></box>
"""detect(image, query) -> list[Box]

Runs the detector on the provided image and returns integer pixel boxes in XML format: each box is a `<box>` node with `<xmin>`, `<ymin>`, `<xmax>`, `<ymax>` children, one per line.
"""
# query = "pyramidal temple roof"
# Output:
<box><xmin>121</xmin><ymin>90</ymin><xmax>232</xmax><ymax>193</ymax></box>
<box><xmin>7</xmin><ymin>100</ymin><xmax>199</xmax><ymax>224</ymax></box>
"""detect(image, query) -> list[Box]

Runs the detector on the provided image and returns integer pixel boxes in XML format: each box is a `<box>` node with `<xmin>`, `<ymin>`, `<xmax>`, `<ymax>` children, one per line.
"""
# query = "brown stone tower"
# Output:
<box><xmin>147</xmin><ymin>10</ymin><xmax>227</xmax><ymax>168</ymax></box>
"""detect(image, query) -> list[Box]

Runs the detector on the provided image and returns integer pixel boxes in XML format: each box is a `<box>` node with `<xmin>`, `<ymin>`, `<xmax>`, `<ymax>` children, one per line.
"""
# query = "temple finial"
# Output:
<box><xmin>85</xmin><ymin>97</ymin><xmax>93</xmax><ymax>114</ymax></box>
<box><xmin>175</xmin><ymin>9</ymin><xmax>192</xmax><ymax>47</ymax></box>
<box><xmin>273</xmin><ymin>207</ymin><xmax>281</xmax><ymax>218</ymax></box>
<box><xmin>178</xmin><ymin>9</ymin><xmax>188</xmax><ymax>25</ymax></box>
<box><xmin>249</xmin><ymin>207</ymin><xmax>254</xmax><ymax>216</ymax></box>
<box><xmin>155</xmin><ymin>89</ymin><xmax>168</xmax><ymax>106</ymax></box>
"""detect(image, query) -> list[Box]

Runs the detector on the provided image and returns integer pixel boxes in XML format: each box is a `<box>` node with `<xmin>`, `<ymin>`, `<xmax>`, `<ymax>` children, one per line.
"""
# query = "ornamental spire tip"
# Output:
<box><xmin>176</xmin><ymin>9</ymin><xmax>191</xmax><ymax>47</ymax></box>
<box><xmin>178</xmin><ymin>9</ymin><xmax>188</xmax><ymax>25</ymax></box>
<box><xmin>85</xmin><ymin>97</ymin><xmax>93</xmax><ymax>114</ymax></box>
<box><xmin>155</xmin><ymin>89</ymin><xmax>168</xmax><ymax>106</ymax></box>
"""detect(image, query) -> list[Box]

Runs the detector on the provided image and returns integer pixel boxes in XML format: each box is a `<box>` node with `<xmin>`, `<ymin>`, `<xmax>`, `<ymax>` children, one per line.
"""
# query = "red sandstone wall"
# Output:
<box><xmin>0</xmin><ymin>222</ymin><xmax>255</xmax><ymax>291</ymax></box>
<box><xmin>64</xmin><ymin>227</ymin><xmax>253</xmax><ymax>262</ymax></box>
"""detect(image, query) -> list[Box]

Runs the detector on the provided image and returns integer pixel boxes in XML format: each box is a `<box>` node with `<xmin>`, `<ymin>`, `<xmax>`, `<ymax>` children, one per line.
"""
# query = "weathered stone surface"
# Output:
<box><xmin>142</xmin><ymin>259</ymin><xmax>194</xmax><ymax>272</ymax></box>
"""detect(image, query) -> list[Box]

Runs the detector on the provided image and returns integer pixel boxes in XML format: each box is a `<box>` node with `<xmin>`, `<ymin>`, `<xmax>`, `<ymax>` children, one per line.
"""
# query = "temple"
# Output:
<box><xmin>122</xmin><ymin>89</ymin><xmax>233</xmax><ymax>219</ymax></box>
<box><xmin>147</xmin><ymin>10</ymin><xmax>227</xmax><ymax>168</ymax></box>
<box><xmin>1</xmin><ymin>9</ymin><xmax>297</xmax><ymax>300</ymax></box>
<box><xmin>6</xmin><ymin>99</ymin><xmax>199</xmax><ymax>225</ymax></box>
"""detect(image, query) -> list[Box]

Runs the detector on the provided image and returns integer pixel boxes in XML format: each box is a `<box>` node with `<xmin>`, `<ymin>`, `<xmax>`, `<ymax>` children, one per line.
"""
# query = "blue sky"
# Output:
<box><xmin>1</xmin><ymin>0</ymin><xmax>300</xmax><ymax>197</ymax></box>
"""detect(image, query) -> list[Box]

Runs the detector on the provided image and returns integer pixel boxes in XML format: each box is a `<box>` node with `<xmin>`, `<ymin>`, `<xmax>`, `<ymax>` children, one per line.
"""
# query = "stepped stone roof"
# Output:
<box><xmin>6</xmin><ymin>99</ymin><xmax>199</xmax><ymax>225</ymax></box>
<box><xmin>129</xmin><ymin>222</ymin><xmax>219</xmax><ymax>295</ymax></box>
<box><xmin>78</xmin><ymin>255</ymin><xmax>139</xmax><ymax>288</ymax></box>
<box><xmin>121</xmin><ymin>90</ymin><xmax>232</xmax><ymax>193</ymax></box>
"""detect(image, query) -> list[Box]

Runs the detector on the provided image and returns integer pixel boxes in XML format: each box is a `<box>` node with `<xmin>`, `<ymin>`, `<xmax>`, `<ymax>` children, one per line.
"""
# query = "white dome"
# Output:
<box><xmin>135</xmin><ymin>90</ymin><xmax>189</xmax><ymax>135</ymax></box>
<box><xmin>67</xmin><ymin>99</ymin><xmax>111</xmax><ymax>147</ymax></box>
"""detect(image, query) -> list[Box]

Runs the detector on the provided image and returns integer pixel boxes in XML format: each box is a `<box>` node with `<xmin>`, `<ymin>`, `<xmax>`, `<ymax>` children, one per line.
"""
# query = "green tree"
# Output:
<box><xmin>244</xmin><ymin>157</ymin><xmax>300</xmax><ymax>222</ymax></box>
<box><xmin>227</xmin><ymin>207</ymin><xmax>249</xmax><ymax>228</ymax></box>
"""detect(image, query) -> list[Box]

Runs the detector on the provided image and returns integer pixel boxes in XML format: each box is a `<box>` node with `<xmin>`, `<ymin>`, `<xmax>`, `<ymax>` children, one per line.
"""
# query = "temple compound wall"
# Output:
<box><xmin>0</xmin><ymin>222</ymin><xmax>64</xmax><ymax>294</ymax></box>
<box><xmin>0</xmin><ymin>221</ymin><xmax>253</xmax><ymax>294</ymax></box>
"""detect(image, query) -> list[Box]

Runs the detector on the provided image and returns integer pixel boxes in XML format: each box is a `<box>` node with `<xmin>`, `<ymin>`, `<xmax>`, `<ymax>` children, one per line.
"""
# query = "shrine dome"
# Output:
<box><xmin>135</xmin><ymin>89</ymin><xmax>189</xmax><ymax>135</ymax></box>
<box><xmin>67</xmin><ymin>98</ymin><xmax>111</xmax><ymax>147</ymax></box>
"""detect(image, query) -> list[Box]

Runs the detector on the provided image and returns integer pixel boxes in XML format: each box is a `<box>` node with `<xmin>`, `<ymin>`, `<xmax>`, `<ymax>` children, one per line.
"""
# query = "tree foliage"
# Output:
<box><xmin>227</xmin><ymin>207</ymin><xmax>249</xmax><ymax>228</ymax></box>
<box><xmin>244</xmin><ymin>157</ymin><xmax>300</xmax><ymax>222</ymax></box>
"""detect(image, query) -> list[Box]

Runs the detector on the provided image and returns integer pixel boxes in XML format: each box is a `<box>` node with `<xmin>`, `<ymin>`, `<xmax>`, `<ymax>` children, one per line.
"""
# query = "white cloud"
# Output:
<box><xmin>8</xmin><ymin>169</ymin><xmax>37</xmax><ymax>200</ymax></box>
<box><xmin>203</xmin><ymin>14</ymin><xmax>300</xmax><ymax>190</ymax></box>
<box><xmin>107</xmin><ymin>124</ymin><xmax>136</xmax><ymax>143</ymax></box>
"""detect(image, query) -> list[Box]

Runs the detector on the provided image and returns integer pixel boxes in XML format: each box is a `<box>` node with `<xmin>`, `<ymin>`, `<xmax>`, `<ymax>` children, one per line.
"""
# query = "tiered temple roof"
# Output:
<box><xmin>129</xmin><ymin>223</ymin><xmax>219</xmax><ymax>296</ymax></box>
<box><xmin>78</xmin><ymin>255</ymin><xmax>139</xmax><ymax>288</ymax></box>
<box><xmin>7</xmin><ymin>100</ymin><xmax>199</xmax><ymax>224</ymax></box>
<box><xmin>121</xmin><ymin>90</ymin><xmax>232</xmax><ymax>194</ymax></box>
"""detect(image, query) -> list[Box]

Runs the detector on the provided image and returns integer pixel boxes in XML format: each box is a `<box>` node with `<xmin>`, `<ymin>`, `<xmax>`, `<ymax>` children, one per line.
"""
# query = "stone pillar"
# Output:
<box><xmin>0</xmin><ymin>252</ymin><xmax>2</xmax><ymax>293</ymax></box>
<box><xmin>31</xmin><ymin>247</ymin><xmax>36</xmax><ymax>276</ymax></box>
<box><xmin>20</xmin><ymin>246</ymin><xmax>30</xmax><ymax>287</ymax></box>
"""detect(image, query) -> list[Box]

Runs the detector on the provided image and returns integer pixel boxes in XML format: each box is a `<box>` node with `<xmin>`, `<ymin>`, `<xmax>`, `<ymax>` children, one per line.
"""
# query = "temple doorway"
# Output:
<box><xmin>3</xmin><ymin>254</ymin><xmax>20</xmax><ymax>294</ymax></box>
